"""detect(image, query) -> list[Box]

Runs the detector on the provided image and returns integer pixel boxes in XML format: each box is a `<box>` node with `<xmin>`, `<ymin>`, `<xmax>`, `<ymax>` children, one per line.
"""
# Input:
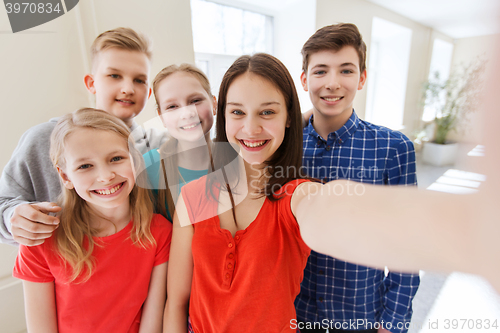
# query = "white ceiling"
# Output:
<box><xmin>365</xmin><ymin>0</ymin><xmax>500</xmax><ymax>39</ymax></box>
<box><xmin>235</xmin><ymin>0</ymin><xmax>500</xmax><ymax>39</ymax></box>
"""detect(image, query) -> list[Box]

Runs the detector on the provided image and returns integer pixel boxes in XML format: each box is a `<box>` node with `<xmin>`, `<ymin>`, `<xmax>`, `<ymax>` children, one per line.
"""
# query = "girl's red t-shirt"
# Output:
<box><xmin>182</xmin><ymin>177</ymin><xmax>311</xmax><ymax>333</ymax></box>
<box><xmin>13</xmin><ymin>214</ymin><xmax>172</xmax><ymax>333</ymax></box>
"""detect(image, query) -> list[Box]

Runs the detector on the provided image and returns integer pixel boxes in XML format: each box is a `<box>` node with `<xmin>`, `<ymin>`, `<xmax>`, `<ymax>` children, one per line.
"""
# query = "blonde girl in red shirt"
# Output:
<box><xmin>14</xmin><ymin>108</ymin><xmax>172</xmax><ymax>333</ymax></box>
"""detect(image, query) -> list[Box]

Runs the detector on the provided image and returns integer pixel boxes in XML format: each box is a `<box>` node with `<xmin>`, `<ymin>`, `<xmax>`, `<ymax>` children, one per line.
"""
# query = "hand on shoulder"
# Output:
<box><xmin>11</xmin><ymin>202</ymin><xmax>60</xmax><ymax>246</ymax></box>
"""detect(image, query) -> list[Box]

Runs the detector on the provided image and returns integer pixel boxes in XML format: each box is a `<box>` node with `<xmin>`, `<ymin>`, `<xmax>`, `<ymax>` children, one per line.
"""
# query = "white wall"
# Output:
<box><xmin>452</xmin><ymin>34</ymin><xmax>499</xmax><ymax>68</ymax></box>
<box><xmin>447</xmin><ymin>34</ymin><xmax>500</xmax><ymax>144</ymax></box>
<box><xmin>0</xmin><ymin>8</ymin><xmax>89</xmax><ymax>332</ymax></box>
<box><xmin>315</xmin><ymin>0</ymin><xmax>454</xmax><ymax>137</ymax></box>
<box><xmin>0</xmin><ymin>7</ymin><xmax>89</xmax><ymax>172</ymax></box>
<box><xmin>0</xmin><ymin>2</ymin><xmax>195</xmax><ymax>332</ymax></box>
<box><xmin>274</xmin><ymin>0</ymin><xmax>316</xmax><ymax>113</ymax></box>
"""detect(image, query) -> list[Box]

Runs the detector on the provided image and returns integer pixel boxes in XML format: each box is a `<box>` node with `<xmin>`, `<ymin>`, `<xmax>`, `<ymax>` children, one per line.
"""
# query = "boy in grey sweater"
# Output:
<box><xmin>0</xmin><ymin>27</ymin><xmax>165</xmax><ymax>246</ymax></box>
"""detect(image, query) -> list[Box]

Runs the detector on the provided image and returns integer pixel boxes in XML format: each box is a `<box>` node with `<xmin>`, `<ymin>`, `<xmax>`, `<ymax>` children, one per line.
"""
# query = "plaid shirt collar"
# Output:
<box><xmin>305</xmin><ymin>110</ymin><xmax>361</xmax><ymax>144</ymax></box>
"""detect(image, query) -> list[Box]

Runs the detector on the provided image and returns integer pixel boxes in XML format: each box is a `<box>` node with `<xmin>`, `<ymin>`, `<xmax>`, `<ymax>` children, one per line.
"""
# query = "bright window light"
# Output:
<box><xmin>467</xmin><ymin>145</ymin><xmax>485</xmax><ymax>157</ymax></box>
<box><xmin>443</xmin><ymin>169</ymin><xmax>486</xmax><ymax>182</ymax></box>
<box><xmin>426</xmin><ymin>183</ymin><xmax>478</xmax><ymax>194</ymax></box>
<box><xmin>190</xmin><ymin>0</ymin><xmax>274</xmax><ymax>100</ymax></box>
<box><xmin>365</xmin><ymin>17</ymin><xmax>412</xmax><ymax>130</ymax></box>
<box><xmin>190</xmin><ymin>0</ymin><xmax>273</xmax><ymax>56</ymax></box>
<box><xmin>427</xmin><ymin>168</ymin><xmax>486</xmax><ymax>194</ymax></box>
<box><xmin>422</xmin><ymin>39</ymin><xmax>454</xmax><ymax>122</ymax></box>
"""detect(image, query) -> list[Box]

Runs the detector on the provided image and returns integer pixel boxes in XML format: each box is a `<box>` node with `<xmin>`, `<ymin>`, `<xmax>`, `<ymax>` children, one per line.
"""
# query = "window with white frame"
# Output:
<box><xmin>422</xmin><ymin>38</ymin><xmax>454</xmax><ymax>122</ymax></box>
<box><xmin>365</xmin><ymin>17</ymin><xmax>412</xmax><ymax>130</ymax></box>
<box><xmin>190</xmin><ymin>0</ymin><xmax>274</xmax><ymax>98</ymax></box>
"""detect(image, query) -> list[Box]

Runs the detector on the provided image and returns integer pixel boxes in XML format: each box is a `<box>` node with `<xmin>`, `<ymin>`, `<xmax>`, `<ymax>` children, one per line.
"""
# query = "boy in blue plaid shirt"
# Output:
<box><xmin>294</xmin><ymin>23</ymin><xmax>420</xmax><ymax>333</ymax></box>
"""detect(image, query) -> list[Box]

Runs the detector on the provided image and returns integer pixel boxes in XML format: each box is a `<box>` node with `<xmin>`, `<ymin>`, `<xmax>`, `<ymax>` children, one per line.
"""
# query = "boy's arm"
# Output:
<box><xmin>0</xmin><ymin>176</ymin><xmax>58</xmax><ymax>246</ymax></box>
<box><xmin>23</xmin><ymin>281</ymin><xmax>58</xmax><ymax>333</ymax></box>
<box><xmin>139</xmin><ymin>262</ymin><xmax>168</xmax><ymax>333</ymax></box>
<box><xmin>378</xmin><ymin>273</ymin><xmax>420</xmax><ymax>333</ymax></box>
<box><xmin>164</xmin><ymin>194</ymin><xmax>193</xmax><ymax>333</ymax></box>
<box><xmin>0</xmin><ymin>121</ymin><xmax>61</xmax><ymax>246</ymax></box>
<box><xmin>302</xmin><ymin>109</ymin><xmax>314</xmax><ymax>128</ymax></box>
<box><xmin>7</xmin><ymin>202</ymin><xmax>61</xmax><ymax>246</ymax></box>
<box><xmin>291</xmin><ymin>180</ymin><xmax>474</xmax><ymax>274</ymax></box>
<box><xmin>381</xmin><ymin>136</ymin><xmax>419</xmax><ymax>333</ymax></box>
<box><xmin>386</xmin><ymin>138</ymin><xmax>417</xmax><ymax>186</ymax></box>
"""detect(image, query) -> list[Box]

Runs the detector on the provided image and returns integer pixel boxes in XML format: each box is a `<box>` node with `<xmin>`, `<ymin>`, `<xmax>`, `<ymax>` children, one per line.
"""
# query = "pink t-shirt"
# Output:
<box><xmin>182</xmin><ymin>178</ymin><xmax>311</xmax><ymax>333</ymax></box>
<box><xmin>13</xmin><ymin>214</ymin><xmax>172</xmax><ymax>333</ymax></box>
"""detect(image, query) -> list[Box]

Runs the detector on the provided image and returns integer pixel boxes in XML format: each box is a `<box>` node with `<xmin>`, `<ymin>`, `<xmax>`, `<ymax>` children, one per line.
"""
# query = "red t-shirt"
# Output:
<box><xmin>13</xmin><ymin>214</ymin><xmax>172</xmax><ymax>333</ymax></box>
<box><xmin>182</xmin><ymin>178</ymin><xmax>311</xmax><ymax>333</ymax></box>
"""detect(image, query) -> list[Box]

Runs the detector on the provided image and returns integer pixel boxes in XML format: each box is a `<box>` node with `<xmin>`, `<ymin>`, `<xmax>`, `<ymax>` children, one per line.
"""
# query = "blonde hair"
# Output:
<box><xmin>153</xmin><ymin>64</ymin><xmax>213</xmax><ymax>218</ymax></box>
<box><xmin>90</xmin><ymin>27</ymin><xmax>152</xmax><ymax>70</ymax></box>
<box><xmin>50</xmin><ymin>108</ymin><xmax>154</xmax><ymax>283</ymax></box>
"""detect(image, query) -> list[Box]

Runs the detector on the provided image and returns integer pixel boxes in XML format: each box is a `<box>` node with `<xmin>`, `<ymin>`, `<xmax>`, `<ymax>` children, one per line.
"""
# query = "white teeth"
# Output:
<box><xmin>117</xmin><ymin>99</ymin><xmax>133</xmax><ymax>104</ymax></box>
<box><xmin>323</xmin><ymin>97</ymin><xmax>341</xmax><ymax>102</ymax></box>
<box><xmin>95</xmin><ymin>183</ymin><xmax>123</xmax><ymax>195</ymax></box>
<box><xmin>181</xmin><ymin>123</ymin><xmax>199</xmax><ymax>130</ymax></box>
<box><xmin>242</xmin><ymin>140</ymin><xmax>266</xmax><ymax>148</ymax></box>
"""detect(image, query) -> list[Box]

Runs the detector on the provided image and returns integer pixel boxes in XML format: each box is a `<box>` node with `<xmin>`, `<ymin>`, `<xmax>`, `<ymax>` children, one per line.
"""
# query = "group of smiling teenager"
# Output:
<box><xmin>1</xmin><ymin>23</ymin><xmax>495</xmax><ymax>333</ymax></box>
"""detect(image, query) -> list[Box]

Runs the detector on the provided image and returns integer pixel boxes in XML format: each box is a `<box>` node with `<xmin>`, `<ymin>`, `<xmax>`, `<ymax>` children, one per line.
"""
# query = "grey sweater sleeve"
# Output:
<box><xmin>0</xmin><ymin>119</ymin><xmax>167</xmax><ymax>245</ymax></box>
<box><xmin>0</xmin><ymin>119</ymin><xmax>62</xmax><ymax>245</ymax></box>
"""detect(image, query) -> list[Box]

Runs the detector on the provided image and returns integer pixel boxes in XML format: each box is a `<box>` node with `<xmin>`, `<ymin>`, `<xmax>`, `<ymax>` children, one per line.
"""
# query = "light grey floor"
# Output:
<box><xmin>407</xmin><ymin>144</ymin><xmax>500</xmax><ymax>333</ymax></box>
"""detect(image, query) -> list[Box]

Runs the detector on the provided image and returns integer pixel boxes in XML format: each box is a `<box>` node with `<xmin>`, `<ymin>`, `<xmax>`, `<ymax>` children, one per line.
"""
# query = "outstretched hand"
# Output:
<box><xmin>10</xmin><ymin>202</ymin><xmax>61</xmax><ymax>246</ymax></box>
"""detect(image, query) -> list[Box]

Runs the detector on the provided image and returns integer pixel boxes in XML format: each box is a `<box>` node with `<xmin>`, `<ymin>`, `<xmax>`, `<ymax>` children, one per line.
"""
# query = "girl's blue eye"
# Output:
<box><xmin>164</xmin><ymin>105</ymin><xmax>177</xmax><ymax>111</ymax></box>
<box><xmin>110</xmin><ymin>74</ymin><xmax>120</xmax><ymax>79</ymax></box>
<box><xmin>231</xmin><ymin>110</ymin><xmax>244</xmax><ymax>116</ymax></box>
<box><xmin>191</xmin><ymin>98</ymin><xmax>202</xmax><ymax>104</ymax></box>
<box><xmin>262</xmin><ymin>110</ymin><xmax>275</xmax><ymax>116</ymax></box>
<box><xmin>111</xmin><ymin>156</ymin><xmax>123</xmax><ymax>162</ymax></box>
<box><xmin>314</xmin><ymin>70</ymin><xmax>326</xmax><ymax>75</ymax></box>
<box><xmin>78</xmin><ymin>164</ymin><xmax>91</xmax><ymax>170</ymax></box>
<box><xmin>135</xmin><ymin>79</ymin><xmax>146</xmax><ymax>84</ymax></box>
<box><xmin>341</xmin><ymin>69</ymin><xmax>353</xmax><ymax>74</ymax></box>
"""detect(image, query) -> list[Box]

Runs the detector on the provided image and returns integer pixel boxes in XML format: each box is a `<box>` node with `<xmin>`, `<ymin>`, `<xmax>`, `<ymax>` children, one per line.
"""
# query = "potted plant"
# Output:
<box><xmin>418</xmin><ymin>59</ymin><xmax>485</xmax><ymax>166</ymax></box>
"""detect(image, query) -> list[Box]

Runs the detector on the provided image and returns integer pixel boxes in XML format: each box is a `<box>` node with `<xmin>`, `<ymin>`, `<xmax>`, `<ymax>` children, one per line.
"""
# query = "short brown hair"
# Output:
<box><xmin>301</xmin><ymin>23</ymin><xmax>366</xmax><ymax>74</ymax></box>
<box><xmin>90</xmin><ymin>27</ymin><xmax>152</xmax><ymax>70</ymax></box>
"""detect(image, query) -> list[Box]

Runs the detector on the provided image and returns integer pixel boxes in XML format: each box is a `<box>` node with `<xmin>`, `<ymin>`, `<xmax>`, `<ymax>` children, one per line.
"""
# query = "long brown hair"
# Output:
<box><xmin>212</xmin><ymin>53</ymin><xmax>305</xmax><ymax>201</ymax></box>
<box><xmin>50</xmin><ymin>108</ymin><xmax>154</xmax><ymax>283</ymax></box>
<box><xmin>153</xmin><ymin>64</ymin><xmax>214</xmax><ymax>218</ymax></box>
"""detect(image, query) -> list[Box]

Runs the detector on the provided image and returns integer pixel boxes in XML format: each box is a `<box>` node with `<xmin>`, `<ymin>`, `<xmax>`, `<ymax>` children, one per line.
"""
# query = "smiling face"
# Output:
<box><xmin>225</xmin><ymin>72</ymin><xmax>289</xmax><ymax>167</ymax></box>
<box><xmin>84</xmin><ymin>48</ymin><xmax>152</xmax><ymax>127</ymax></box>
<box><xmin>301</xmin><ymin>46</ymin><xmax>367</xmax><ymax>134</ymax></box>
<box><xmin>156</xmin><ymin>71</ymin><xmax>215</xmax><ymax>142</ymax></box>
<box><xmin>57</xmin><ymin>128</ymin><xmax>135</xmax><ymax>214</ymax></box>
